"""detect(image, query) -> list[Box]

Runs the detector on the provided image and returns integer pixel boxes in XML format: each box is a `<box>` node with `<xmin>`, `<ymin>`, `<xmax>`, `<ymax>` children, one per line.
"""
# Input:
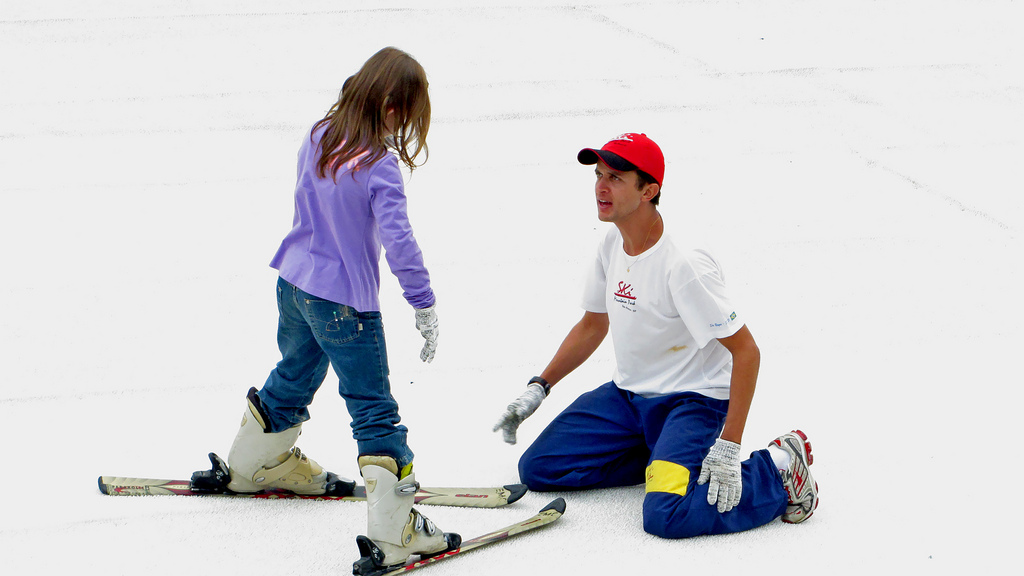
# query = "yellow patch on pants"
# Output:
<box><xmin>645</xmin><ymin>460</ymin><xmax>690</xmax><ymax>496</ymax></box>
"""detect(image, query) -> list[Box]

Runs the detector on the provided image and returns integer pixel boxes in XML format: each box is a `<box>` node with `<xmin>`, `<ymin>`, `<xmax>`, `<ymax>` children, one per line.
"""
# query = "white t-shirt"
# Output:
<box><xmin>581</xmin><ymin>227</ymin><xmax>742</xmax><ymax>399</ymax></box>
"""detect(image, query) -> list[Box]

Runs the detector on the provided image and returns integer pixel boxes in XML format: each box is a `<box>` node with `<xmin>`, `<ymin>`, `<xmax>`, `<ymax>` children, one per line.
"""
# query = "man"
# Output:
<box><xmin>493</xmin><ymin>133</ymin><xmax>818</xmax><ymax>538</ymax></box>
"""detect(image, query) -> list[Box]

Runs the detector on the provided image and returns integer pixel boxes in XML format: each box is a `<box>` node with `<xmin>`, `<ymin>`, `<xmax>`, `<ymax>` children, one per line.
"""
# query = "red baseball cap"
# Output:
<box><xmin>578</xmin><ymin>133</ymin><xmax>664</xmax><ymax>186</ymax></box>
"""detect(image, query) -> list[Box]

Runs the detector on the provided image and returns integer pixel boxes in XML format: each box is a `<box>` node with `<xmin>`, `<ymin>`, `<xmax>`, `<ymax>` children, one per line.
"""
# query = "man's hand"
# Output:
<box><xmin>414</xmin><ymin>306</ymin><xmax>439</xmax><ymax>363</ymax></box>
<box><xmin>493</xmin><ymin>383</ymin><xmax>547</xmax><ymax>445</ymax></box>
<box><xmin>697</xmin><ymin>438</ymin><xmax>742</xmax><ymax>513</ymax></box>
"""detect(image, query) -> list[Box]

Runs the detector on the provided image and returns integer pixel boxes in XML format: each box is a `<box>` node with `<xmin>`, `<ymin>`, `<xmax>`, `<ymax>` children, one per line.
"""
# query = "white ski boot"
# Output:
<box><xmin>352</xmin><ymin>456</ymin><xmax>460</xmax><ymax>575</ymax></box>
<box><xmin>224</xmin><ymin>387</ymin><xmax>338</xmax><ymax>495</ymax></box>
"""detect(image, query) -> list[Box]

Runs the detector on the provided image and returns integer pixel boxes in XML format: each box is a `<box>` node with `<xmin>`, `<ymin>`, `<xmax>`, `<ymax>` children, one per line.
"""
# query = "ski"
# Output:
<box><xmin>98</xmin><ymin>477</ymin><xmax>525</xmax><ymax>507</ymax></box>
<box><xmin>98</xmin><ymin>453</ymin><xmax>527</xmax><ymax>508</ymax></box>
<box><xmin>354</xmin><ymin>497</ymin><xmax>566</xmax><ymax>576</ymax></box>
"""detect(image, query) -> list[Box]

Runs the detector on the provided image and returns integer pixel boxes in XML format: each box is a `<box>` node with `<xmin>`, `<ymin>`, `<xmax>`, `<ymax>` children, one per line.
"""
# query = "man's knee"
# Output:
<box><xmin>643</xmin><ymin>460</ymin><xmax>708</xmax><ymax>538</ymax></box>
<box><xmin>518</xmin><ymin>448</ymin><xmax>564</xmax><ymax>491</ymax></box>
<box><xmin>642</xmin><ymin>492</ymin><xmax>711</xmax><ymax>538</ymax></box>
<box><xmin>517</xmin><ymin>452</ymin><xmax>543</xmax><ymax>490</ymax></box>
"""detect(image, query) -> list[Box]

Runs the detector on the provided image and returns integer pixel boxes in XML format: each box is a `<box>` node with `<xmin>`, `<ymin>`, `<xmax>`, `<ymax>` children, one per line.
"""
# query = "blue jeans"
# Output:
<box><xmin>519</xmin><ymin>382</ymin><xmax>787</xmax><ymax>538</ymax></box>
<box><xmin>256</xmin><ymin>277</ymin><xmax>413</xmax><ymax>468</ymax></box>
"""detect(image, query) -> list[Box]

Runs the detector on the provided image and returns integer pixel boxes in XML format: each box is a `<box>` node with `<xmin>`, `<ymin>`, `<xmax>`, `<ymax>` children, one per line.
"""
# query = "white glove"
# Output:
<box><xmin>493</xmin><ymin>383</ymin><xmax>547</xmax><ymax>445</ymax></box>
<box><xmin>697</xmin><ymin>438</ymin><xmax>742</xmax><ymax>513</ymax></box>
<box><xmin>414</xmin><ymin>305</ymin><xmax>438</xmax><ymax>363</ymax></box>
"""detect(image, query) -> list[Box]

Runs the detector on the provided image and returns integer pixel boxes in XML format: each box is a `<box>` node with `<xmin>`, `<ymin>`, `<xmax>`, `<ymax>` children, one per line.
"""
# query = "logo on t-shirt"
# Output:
<box><xmin>710</xmin><ymin>312</ymin><xmax>738</xmax><ymax>329</ymax></box>
<box><xmin>613</xmin><ymin>281</ymin><xmax>637</xmax><ymax>312</ymax></box>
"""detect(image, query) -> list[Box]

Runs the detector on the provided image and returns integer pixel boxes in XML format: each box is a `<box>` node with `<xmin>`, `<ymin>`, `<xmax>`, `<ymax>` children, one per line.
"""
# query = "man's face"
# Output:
<box><xmin>594</xmin><ymin>160</ymin><xmax>644</xmax><ymax>223</ymax></box>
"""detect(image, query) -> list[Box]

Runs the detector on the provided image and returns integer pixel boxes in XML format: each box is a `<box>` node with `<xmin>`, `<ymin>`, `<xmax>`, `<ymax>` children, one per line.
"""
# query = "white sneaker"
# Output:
<box><xmin>771</xmin><ymin>430</ymin><xmax>819</xmax><ymax>523</ymax></box>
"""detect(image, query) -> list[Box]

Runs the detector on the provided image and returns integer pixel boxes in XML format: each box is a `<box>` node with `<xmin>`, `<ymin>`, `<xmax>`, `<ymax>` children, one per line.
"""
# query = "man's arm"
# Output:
<box><xmin>697</xmin><ymin>323</ymin><xmax>761</xmax><ymax>512</ymax></box>
<box><xmin>538</xmin><ymin>311</ymin><xmax>610</xmax><ymax>390</ymax></box>
<box><xmin>493</xmin><ymin>311</ymin><xmax>608</xmax><ymax>444</ymax></box>
<box><xmin>716</xmin><ymin>324</ymin><xmax>761</xmax><ymax>444</ymax></box>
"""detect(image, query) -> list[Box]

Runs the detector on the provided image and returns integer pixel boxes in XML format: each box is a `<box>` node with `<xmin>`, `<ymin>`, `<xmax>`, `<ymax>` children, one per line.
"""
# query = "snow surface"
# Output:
<box><xmin>1</xmin><ymin>1</ymin><xmax>1021</xmax><ymax>574</ymax></box>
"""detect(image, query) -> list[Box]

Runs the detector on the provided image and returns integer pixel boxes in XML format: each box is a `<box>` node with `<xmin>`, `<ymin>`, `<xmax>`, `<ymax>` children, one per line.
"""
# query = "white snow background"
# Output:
<box><xmin>1</xmin><ymin>1</ymin><xmax>1021</xmax><ymax>574</ymax></box>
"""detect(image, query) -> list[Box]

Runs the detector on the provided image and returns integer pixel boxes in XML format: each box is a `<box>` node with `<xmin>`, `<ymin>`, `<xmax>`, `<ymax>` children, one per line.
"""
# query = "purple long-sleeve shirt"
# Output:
<box><xmin>269</xmin><ymin>125</ymin><xmax>435</xmax><ymax>312</ymax></box>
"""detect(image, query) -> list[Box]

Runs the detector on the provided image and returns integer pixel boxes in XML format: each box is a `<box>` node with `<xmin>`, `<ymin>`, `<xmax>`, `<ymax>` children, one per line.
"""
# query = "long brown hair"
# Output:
<box><xmin>313</xmin><ymin>47</ymin><xmax>431</xmax><ymax>179</ymax></box>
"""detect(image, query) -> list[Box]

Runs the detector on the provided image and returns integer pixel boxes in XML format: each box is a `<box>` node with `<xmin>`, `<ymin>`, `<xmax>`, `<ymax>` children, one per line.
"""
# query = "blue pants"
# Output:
<box><xmin>256</xmin><ymin>277</ymin><xmax>414</xmax><ymax>468</ymax></box>
<box><xmin>519</xmin><ymin>382</ymin><xmax>787</xmax><ymax>538</ymax></box>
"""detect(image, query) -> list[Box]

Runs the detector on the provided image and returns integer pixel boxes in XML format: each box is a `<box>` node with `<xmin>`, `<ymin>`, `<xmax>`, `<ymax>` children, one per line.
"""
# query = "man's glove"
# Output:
<box><xmin>697</xmin><ymin>438</ymin><xmax>742</xmax><ymax>513</ymax></box>
<box><xmin>493</xmin><ymin>382</ymin><xmax>547</xmax><ymax>445</ymax></box>
<box><xmin>414</xmin><ymin>305</ymin><xmax>439</xmax><ymax>363</ymax></box>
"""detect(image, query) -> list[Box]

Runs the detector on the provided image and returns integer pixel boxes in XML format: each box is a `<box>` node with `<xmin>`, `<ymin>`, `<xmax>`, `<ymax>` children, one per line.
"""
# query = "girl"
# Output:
<box><xmin>222</xmin><ymin>47</ymin><xmax>457</xmax><ymax>569</ymax></box>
